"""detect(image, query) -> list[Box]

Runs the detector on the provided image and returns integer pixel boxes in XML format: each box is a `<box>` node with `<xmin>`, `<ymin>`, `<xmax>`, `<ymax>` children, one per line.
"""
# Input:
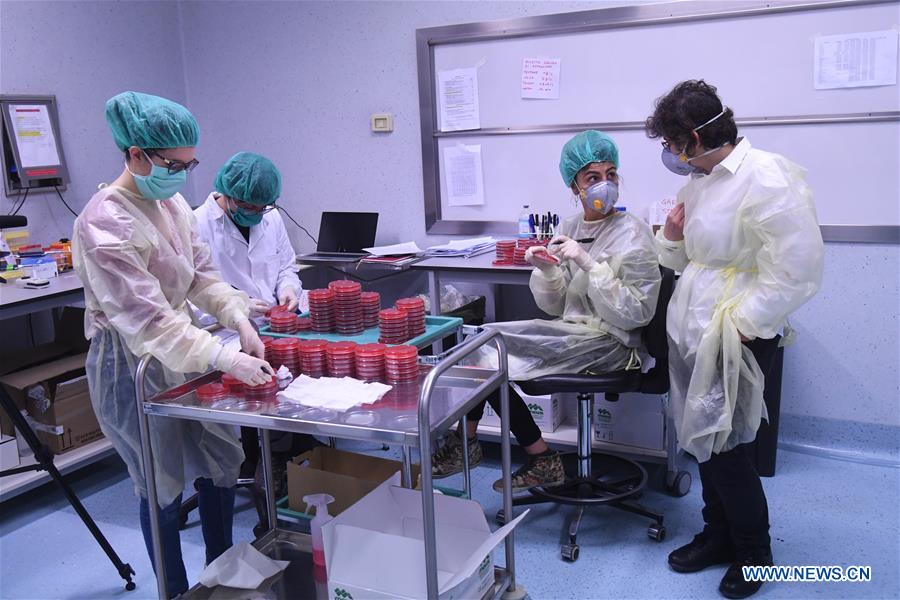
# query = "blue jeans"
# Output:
<box><xmin>139</xmin><ymin>478</ymin><xmax>235</xmax><ymax>598</ymax></box>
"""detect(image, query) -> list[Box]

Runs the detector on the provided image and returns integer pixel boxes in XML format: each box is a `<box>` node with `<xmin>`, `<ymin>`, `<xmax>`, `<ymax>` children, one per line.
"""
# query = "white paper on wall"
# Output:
<box><xmin>438</xmin><ymin>67</ymin><xmax>480</xmax><ymax>131</ymax></box>
<box><xmin>521</xmin><ymin>58</ymin><xmax>561</xmax><ymax>99</ymax></box>
<box><xmin>444</xmin><ymin>144</ymin><xmax>485</xmax><ymax>207</ymax></box>
<box><xmin>814</xmin><ymin>30</ymin><xmax>899</xmax><ymax>89</ymax></box>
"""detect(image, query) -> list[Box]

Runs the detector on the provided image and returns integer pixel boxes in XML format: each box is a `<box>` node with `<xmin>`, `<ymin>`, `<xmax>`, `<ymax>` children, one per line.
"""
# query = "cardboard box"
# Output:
<box><xmin>323</xmin><ymin>474</ymin><xmax>527</xmax><ymax>600</ymax></box>
<box><xmin>560</xmin><ymin>393</ymin><xmax>580</xmax><ymax>426</ymax></box>
<box><xmin>0</xmin><ymin>353</ymin><xmax>103</xmax><ymax>454</ymax></box>
<box><xmin>19</xmin><ymin>255</ymin><xmax>58</xmax><ymax>279</ymax></box>
<box><xmin>594</xmin><ymin>392</ymin><xmax>666</xmax><ymax>452</ymax></box>
<box><xmin>0</xmin><ymin>434</ymin><xmax>18</xmax><ymax>470</ymax></box>
<box><xmin>481</xmin><ymin>384</ymin><xmax>562</xmax><ymax>433</ymax></box>
<box><xmin>287</xmin><ymin>447</ymin><xmax>421</xmax><ymax>516</ymax></box>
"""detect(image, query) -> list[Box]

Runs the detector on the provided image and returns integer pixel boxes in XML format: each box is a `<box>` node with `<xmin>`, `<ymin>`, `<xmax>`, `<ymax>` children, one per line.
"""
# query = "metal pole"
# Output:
<box><xmin>456</xmin><ymin>324</ymin><xmax>472</xmax><ymax>498</ymax></box>
<box><xmin>578</xmin><ymin>393</ymin><xmax>593</xmax><ymax>478</ymax></box>
<box><xmin>428</xmin><ymin>270</ymin><xmax>444</xmax><ymax>354</ymax></box>
<box><xmin>460</xmin><ymin>415</ymin><xmax>471</xmax><ymax>498</ymax></box>
<box><xmin>496</xmin><ymin>335</ymin><xmax>516</xmax><ymax>593</ymax></box>
<box><xmin>260</xmin><ymin>429</ymin><xmax>278</xmax><ymax>534</ymax></box>
<box><xmin>418</xmin><ymin>361</ymin><xmax>440</xmax><ymax>598</ymax></box>
<box><xmin>401</xmin><ymin>445</ymin><xmax>414</xmax><ymax>489</ymax></box>
<box><xmin>135</xmin><ymin>355</ymin><xmax>168</xmax><ymax>600</ymax></box>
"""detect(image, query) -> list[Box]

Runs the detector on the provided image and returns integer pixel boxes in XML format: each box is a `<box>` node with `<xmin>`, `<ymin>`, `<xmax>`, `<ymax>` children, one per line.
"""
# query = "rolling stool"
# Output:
<box><xmin>499</xmin><ymin>267</ymin><xmax>688</xmax><ymax>562</ymax></box>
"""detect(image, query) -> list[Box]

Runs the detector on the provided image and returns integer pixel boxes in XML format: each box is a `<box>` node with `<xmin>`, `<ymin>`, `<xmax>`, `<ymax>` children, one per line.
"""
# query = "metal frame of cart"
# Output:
<box><xmin>135</xmin><ymin>327</ymin><xmax>522</xmax><ymax>600</ymax></box>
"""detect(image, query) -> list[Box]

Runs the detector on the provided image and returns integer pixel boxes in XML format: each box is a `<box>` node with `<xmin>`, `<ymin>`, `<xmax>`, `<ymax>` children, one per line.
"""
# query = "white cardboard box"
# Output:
<box><xmin>0</xmin><ymin>434</ymin><xmax>18</xmax><ymax>470</ymax></box>
<box><xmin>481</xmin><ymin>384</ymin><xmax>562</xmax><ymax>433</ymax></box>
<box><xmin>594</xmin><ymin>392</ymin><xmax>666</xmax><ymax>451</ymax></box>
<box><xmin>323</xmin><ymin>474</ymin><xmax>527</xmax><ymax>600</ymax></box>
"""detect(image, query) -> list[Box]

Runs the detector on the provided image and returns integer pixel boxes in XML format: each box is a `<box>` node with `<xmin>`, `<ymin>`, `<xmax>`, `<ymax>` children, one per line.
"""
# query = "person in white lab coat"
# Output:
<box><xmin>74</xmin><ymin>92</ymin><xmax>273</xmax><ymax>598</ymax></box>
<box><xmin>193</xmin><ymin>152</ymin><xmax>302</xmax><ymax>317</ymax></box>
<box><xmin>646</xmin><ymin>80</ymin><xmax>824</xmax><ymax>599</ymax></box>
<box><xmin>194</xmin><ymin>152</ymin><xmax>310</xmax><ymax>492</ymax></box>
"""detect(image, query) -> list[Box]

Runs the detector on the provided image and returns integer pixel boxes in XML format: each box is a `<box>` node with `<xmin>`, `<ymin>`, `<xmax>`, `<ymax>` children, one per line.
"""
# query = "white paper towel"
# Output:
<box><xmin>277</xmin><ymin>375</ymin><xmax>392</xmax><ymax>411</ymax></box>
<box><xmin>198</xmin><ymin>541</ymin><xmax>289</xmax><ymax>590</ymax></box>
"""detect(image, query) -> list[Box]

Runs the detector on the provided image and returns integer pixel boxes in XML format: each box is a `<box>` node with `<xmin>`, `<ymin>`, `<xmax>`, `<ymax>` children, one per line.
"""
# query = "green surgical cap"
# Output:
<box><xmin>214</xmin><ymin>152</ymin><xmax>282</xmax><ymax>206</ymax></box>
<box><xmin>105</xmin><ymin>91</ymin><xmax>200</xmax><ymax>151</ymax></box>
<box><xmin>559</xmin><ymin>130</ymin><xmax>619</xmax><ymax>187</ymax></box>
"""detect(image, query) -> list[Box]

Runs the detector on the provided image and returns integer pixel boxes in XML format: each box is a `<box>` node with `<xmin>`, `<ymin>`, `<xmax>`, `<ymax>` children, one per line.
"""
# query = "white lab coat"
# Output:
<box><xmin>473</xmin><ymin>211</ymin><xmax>661</xmax><ymax>380</ymax></box>
<box><xmin>193</xmin><ymin>193</ymin><xmax>302</xmax><ymax>311</ymax></box>
<box><xmin>657</xmin><ymin>138</ymin><xmax>824</xmax><ymax>463</ymax></box>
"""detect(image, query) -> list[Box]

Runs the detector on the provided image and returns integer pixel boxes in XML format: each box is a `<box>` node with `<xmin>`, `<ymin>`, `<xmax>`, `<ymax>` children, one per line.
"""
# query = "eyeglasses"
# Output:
<box><xmin>229</xmin><ymin>197</ymin><xmax>277</xmax><ymax>214</ymax></box>
<box><xmin>147</xmin><ymin>150</ymin><xmax>200</xmax><ymax>174</ymax></box>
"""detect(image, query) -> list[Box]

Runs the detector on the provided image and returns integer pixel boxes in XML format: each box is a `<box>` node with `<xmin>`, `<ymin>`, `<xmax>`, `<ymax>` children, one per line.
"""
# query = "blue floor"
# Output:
<box><xmin>1</xmin><ymin>444</ymin><xmax>897</xmax><ymax>600</ymax></box>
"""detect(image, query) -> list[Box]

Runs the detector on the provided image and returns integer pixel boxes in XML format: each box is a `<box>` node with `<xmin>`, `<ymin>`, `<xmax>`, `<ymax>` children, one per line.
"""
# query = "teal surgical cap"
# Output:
<box><xmin>559</xmin><ymin>130</ymin><xmax>620</xmax><ymax>187</ymax></box>
<box><xmin>214</xmin><ymin>152</ymin><xmax>282</xmax><ymax>206</ymax></box>
<box><xmin>105</xmin><ymin>91</ymin><xmax>200</xmax><ymax>151</ymax></box>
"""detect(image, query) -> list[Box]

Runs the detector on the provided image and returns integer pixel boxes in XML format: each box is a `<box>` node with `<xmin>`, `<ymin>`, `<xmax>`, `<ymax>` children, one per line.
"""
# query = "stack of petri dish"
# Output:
<box><xmin>299</xmin><ymin>339</ymin><xmax>329</xmax><ymax>377</ymax></box>
<box><xmin>330</xmin><ymin>280</ymin><xmax>365</xmax><ymax>335</ymax></box>
<box><xmin>395</xmin><ymin>297</ymin><xmax>426</xmax><ymax>339</ymax></box>
<box><xmin>296</xmin><ymin>316</ymin><xmax>312</xmax><ymax>332</ymax></box>
<box><xmin>513</xmin><ymin>239</ymin><xmax>532</xmax><ymax>266</ymax></box>
<box><xmin>383</xmin><ymin>344</ymin><xmax>420</xmax><ymax>384</ymax></box>
<box><xmin>360</xmin><ymin>291</ymin><xmax>381</xmax><ymax>329</ymax></box>
<box><xmin>196</xmin><ymin>382</ymin><xmax>230</xmax><ymax>406</ymax></box>
<box><xmin>326</xmin><ymin>341</ymin><xmax>357</xmax><ymax>377</ymax></box>
<box><xmin>243</xmin><ymin>379</ymin><xmax>278</xmax><ymax>405</ymax></box>
<box><xmin>308</xmin><ymin>289</ymin><xmax>336</xmax><ymax>333</ymax></box>
<box><xmin>354</xmin><ymin>343</ymin><xmax>387</xmax><ymax>381</ymax></box>
<box><xmin>270</xmin><ymin>338</ymin><xmax>301</xmax><ymax>375</ymax></box>
<box><xmin>378</xmin><ymin>308</ymin><xmax>409</xmax><ymax>344</ymax></box>
<box><xmin>262</xmin><ymin>336</ymin><xmax>277</xmax><ymax>366</ymax></box>
<box><xmin>269</xmin><ymin>310</ymin><xmax>298</xmax><ymax>334</ymax></box>
<box><xmin>220</xmin><ymin>374</ymin><xmax>244</xmax><ymax>398</ymax></box>
<box><xmin>494</xmin><ymin>239</ymin><xmax>515</xmax><ymax>266</ymax></box>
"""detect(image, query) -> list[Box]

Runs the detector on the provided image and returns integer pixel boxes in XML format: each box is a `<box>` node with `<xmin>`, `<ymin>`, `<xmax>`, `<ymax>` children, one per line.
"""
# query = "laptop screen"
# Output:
<box><xmin>317</xmin><ymin>212</ymin><xmax>378</xmax><ymax>253</ymax></box>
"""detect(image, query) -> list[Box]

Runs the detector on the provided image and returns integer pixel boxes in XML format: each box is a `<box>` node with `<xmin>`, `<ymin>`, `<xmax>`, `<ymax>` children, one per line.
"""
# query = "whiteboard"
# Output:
<box><xmin>419</xmin><ymin>0</ymin><xmax>900</xmax><ymax>237</ymax></box>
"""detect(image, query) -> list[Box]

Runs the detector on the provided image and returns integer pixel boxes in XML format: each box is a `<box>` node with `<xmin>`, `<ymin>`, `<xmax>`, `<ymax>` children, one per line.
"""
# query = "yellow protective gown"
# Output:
<box><xmin>476</xmin><ymin>211</ymin><xmax>661</xmax><ymax>380</ymax></box>
<box><xmin>657</xmin><ymin>139</ymin><xmax>824</xmax><ymax>463</ymax></box>
<box><xmin>73</xmin><ymin>185</ymin><xmax>251</xmax><ymax>506</ymax></box>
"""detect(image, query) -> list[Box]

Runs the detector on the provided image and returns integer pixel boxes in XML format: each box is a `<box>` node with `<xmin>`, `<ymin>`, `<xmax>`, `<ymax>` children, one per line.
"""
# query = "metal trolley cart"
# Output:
<box><xmin>135</xmin><ymin>327</ymin><xmax>524</xmax><ymax>600</ymax></box>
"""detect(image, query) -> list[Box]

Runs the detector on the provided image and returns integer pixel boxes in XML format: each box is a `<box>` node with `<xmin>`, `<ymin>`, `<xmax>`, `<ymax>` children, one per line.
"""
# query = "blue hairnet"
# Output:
<box><xmin>105</xmin><ymin>91</ymin><xmax>200</xmax><ymax>151</ymax></box>
<box><xmin>214</xmin><ymin>152</ymin><xmax>282</xmax><ymax>206</ymax></box>
<box><xmin>559</xmin><ymin>130</ymin><xmax>619</xmax><ymax>187</ymax></box>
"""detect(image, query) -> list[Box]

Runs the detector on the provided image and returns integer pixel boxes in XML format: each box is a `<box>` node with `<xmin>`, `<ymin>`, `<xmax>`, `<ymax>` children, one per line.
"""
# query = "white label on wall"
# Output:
<box><xmin>521</xmin><ymin>58</ymin><xmax>561</xmax><ymax>99</ymax></box>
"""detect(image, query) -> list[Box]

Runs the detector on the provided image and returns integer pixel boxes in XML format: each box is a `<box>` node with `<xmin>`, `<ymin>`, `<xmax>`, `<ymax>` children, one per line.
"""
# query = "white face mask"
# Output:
<box><xmin>576</xmin><ymin>180</ymin><xmax>619</xmax><ymax>213</ymax></box>
<box><xmin>661</xmin><ymin>108</ymin><xmax>730</xmax><ymax>176</ymax></box>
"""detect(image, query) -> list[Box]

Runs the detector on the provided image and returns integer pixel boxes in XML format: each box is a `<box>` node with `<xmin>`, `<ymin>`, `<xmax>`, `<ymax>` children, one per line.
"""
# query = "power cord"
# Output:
<box><xmin>53</xmin><ymin>185</ymin><xmax>79</xmax><ymax>217</ymax></box>
<box><xmin>8</xmin><ymin>187</ymin><xmax>28</xmax><ymax>215</ymax></box>
<box><xmin>276</xmin><ymin>205</ymin><xmax>318</xmax><ymax>246</ymax></box>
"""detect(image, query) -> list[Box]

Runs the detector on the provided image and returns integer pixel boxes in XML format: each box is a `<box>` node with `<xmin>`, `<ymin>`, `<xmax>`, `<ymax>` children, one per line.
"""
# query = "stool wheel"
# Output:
<box><xmin>648</xmin><ymin>524</ymin><xmax>666</xmax><ymax>542</ymax></box>
<box><xmin>666</xmin><ymin>471</ymin><xmax>692</xmax><ymax>497</ymax></box>
<box><xmin>561</xmin><ymin>543</ymin><xmax>579</xmax><ymax>562</ymax></box>
<box><xmin>125</xmin><ymin>582</ymin><xmax>136</xmax><ymax>591</ymax></box>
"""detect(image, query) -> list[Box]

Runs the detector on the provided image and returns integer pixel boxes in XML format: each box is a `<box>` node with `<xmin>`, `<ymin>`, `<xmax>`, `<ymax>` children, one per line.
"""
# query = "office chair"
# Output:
<box><xmin>503</xmin><ymin>266</ymin><xmax>685</xmax><ymax>562</ymax></box>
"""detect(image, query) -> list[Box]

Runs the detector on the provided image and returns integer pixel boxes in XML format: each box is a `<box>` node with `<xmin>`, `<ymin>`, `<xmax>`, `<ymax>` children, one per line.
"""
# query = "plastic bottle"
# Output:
<box><xmin>518</xmin><ymin>205</ymin><xmax>531</xmax><ymax>238</ymax></box>
<box><xmin>304</xmin><ymin>493</ymin><xmax>335</xmax><ymax>568</ymax></box>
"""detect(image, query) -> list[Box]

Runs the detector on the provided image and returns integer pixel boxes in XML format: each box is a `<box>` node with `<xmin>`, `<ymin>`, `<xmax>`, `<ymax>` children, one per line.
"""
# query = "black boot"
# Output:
<box><xmin>719</xmin><ymin>549</ymin><xmax>774</xmax><ymax>599</ymax></box>
<box><xmin>668</xmin><ymin>531</ymin><xmax>736</xmax><ymax>573</ymax></box>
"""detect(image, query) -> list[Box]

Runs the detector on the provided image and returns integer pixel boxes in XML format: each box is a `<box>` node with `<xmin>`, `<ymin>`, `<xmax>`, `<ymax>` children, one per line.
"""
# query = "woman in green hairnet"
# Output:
<box><xmin>72</xmin><ymin>91</ymin><xmax>273</xmax><ymax>597</ymax></box>
<box><xmin>432</xmin><ymin>130</ymin><xmax>661</xmax><ymax>494</ymax></box>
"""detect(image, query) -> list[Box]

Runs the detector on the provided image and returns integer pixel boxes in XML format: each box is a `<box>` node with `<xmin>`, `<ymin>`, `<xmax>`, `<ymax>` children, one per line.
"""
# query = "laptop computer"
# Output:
<box><xmin>299</xmin><ymin>211</ymin><xmax>378</xmax><ymax>262</ymax></box>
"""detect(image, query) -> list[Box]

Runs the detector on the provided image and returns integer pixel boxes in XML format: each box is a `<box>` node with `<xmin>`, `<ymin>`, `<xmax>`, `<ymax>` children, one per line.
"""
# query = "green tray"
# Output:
<box><xmin>258</xmin><ymin>315</ymin><xmax>462</xmax><ymax>349</ymax></box>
